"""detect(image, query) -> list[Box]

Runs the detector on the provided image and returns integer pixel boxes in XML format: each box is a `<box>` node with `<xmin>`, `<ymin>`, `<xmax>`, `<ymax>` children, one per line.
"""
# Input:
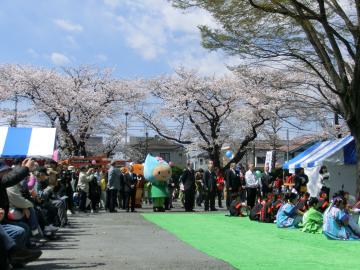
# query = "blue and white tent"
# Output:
<box><xmin>283</xmin><ymin>135</ymin><xmax>357</xmax><ymax>197</ymax></box>
<box><xmin>0</xmin><ymin>127</ymin><xmax>56</xmax><ymax>159</ymax></box>
<box><xmin>283</xmin><ymin>135</ymin><xmax>356</xmax><ymax>170</ymax></box>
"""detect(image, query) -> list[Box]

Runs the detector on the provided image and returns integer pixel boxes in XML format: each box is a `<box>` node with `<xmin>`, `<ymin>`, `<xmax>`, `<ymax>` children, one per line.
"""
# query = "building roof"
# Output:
<box><xmin>222</xmin><ymin>139</ymin><xmax>288</xmax><ymax>152</ymax></box>
<box><xmin>278</xmin><ymin>135</ymin><xmax>321</xmax><ymax>153</ymax></box>
<box><xmin>129</xmin><ymin>136</ymin><xmax>185</xmax><ymax>151</ymax></box>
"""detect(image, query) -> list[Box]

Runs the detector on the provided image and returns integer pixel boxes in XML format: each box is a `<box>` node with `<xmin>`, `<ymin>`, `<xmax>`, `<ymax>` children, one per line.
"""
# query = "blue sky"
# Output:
<box><xmin>0</xmin><ymin>0</ymin><xmax>237</xmax><ymax>78</ymax></box>
<box><xmin>0</xmin><ymin>0</ymin><xmax>320</xmax><ymax>139</ymax></box>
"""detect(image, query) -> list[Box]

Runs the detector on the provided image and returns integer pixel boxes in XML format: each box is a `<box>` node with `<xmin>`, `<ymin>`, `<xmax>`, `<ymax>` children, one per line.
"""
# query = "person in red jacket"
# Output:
<box><xmin>215</xmin><ymin>167</ymin><xmax>225</xmax><ymax>208</ymax></box>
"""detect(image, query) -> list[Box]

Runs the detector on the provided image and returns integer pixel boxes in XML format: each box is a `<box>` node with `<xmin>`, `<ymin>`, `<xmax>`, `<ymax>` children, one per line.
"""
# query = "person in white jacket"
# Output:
<box><xmin>77</xmin><ymin>167</ymin><xmax>93</xmax><ymax>212</ymax></box>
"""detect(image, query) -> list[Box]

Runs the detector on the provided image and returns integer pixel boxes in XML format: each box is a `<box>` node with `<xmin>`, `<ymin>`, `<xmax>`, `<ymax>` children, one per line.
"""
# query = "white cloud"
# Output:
<box><xmin>27</xmin><ymin>48</ymin><xmax>39</xmax><ymax>58</ymax></box>
<box><xmin>65</xmin><ymin>35</ymin><xmax>78</xmax><ymax>48</ymax></box>
<box><xmin>96</xmin><ymin>54</ymin><xmax>108</xmax><ymax>61</ymax></box>
<box><xmin>169</xmin><ymin>50</ymin><xmax>240</xmax><ymax>76</ymax></box>
<box><xmin>107</xmin><ymin>0</ymin><xmax>217</xmax><ymax>60</ymax></box>
<box><xmin>116</xmin><ymin>15</ymin><xmax>166</xmax><ymax>60</ymax></box>
<box><xmin>53</xmin><ymin>19</ymin><xmax>83</xmax><ymax>32</ymax></box>
<box><xmin>103</xmin><ymin>0</ymin><xmax>121</xmax><ymax>8</ymax></box>
<box><xmin>50</xmin><ymin>52</ymin><xmax>71</xmax><ymax>65</ymax></box>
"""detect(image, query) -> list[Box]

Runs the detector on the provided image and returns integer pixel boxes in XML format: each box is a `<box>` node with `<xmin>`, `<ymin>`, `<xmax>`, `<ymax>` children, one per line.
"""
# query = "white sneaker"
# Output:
<box><xmin>44</xmin><ymin>225</ymin><xmax>59</xmax><ymax>233</ymax></box>
<box><xmin>91</xmin><ymin>209</ymin><xmax>94</xmax><ymax>214</ymax></box>
<box><xmin>67</xmin><ymin>210</ymin><xmax>73</xmax><ymax>215</ymax></box>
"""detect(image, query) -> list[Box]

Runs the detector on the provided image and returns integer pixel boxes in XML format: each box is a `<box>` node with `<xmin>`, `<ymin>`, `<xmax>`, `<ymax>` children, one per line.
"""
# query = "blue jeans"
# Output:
<box><xmin>1</xmin><ymin>223</ymin><xmax>25</xmax><ymax>250</ymax></box>
<box><xmin>3</xmin><ymin>220</ymin><xmax>30</xmax><ymax>247</ymax></box>
<box><xmin>27</xmin><ymin>207</ymin><xmax>39</xmax><ymax>231</ymax></box>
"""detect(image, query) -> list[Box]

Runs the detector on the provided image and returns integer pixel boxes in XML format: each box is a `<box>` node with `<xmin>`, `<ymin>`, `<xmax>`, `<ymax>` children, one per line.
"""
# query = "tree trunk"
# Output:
<box><xmin>354</xmin><ymin>134</ymin><xmax>360</xmax><ymax>199</ymax></box>
<box><xmin>208</xmin><ymin>144</ymin><xmax>222</xmax><ymax>169</ymax></box>
<box><xmin>79</xmin><ymin>142</ymin><xmax>87</xmax><ymax>157</ymax></box>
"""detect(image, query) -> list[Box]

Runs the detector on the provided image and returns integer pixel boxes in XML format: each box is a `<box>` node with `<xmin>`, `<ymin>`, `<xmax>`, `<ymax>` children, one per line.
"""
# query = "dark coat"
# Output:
<box><xmin>124</xmin><ymin>173</ymin><xmax>137</xmax><ymax>193</ymax></box>
<box><xmin>202</xmin><ymin>170</ymin><xmax>217</xmax><ymax>193</ymax></box>
<box><xmin>0</xmin><ymin>167</ymin><xmax>29</xmax><ymax>221</ymax></box>
<box><xmin>225</xmin><ymin>169</ymin><xmax>240</xmax><ymax>192</ymax></box>
<box><xmin>181</xmin><ymin>169</ymin><xmax>195</xmax><ymax>191</ymax></box>
<box><xmin>119</xmin><ymin>173</ymin><xmax>125</xmax><ymax>191</ymax></box>
<box><xmin>261</xmin><ymin>172</ymin><xmax>273</xmax><ymax>192</ymax></box>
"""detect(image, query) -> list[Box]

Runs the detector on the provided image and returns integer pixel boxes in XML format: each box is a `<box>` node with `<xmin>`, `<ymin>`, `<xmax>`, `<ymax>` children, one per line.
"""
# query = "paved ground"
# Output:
<box><xmin>26</xmin><ymin>204</ymin><xmax>235</xmax><ymax>270</ymax></box>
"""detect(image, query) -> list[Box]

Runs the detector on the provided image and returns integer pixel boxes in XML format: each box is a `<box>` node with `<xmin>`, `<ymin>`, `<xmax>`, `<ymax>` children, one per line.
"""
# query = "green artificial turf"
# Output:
<box><xmin>142</xmin><ymin>213</ymin><xmax>360</xmax><ymax>270</ymax></box>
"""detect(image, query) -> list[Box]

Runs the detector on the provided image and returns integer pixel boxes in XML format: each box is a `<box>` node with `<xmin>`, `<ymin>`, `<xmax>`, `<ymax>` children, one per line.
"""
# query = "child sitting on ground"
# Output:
<box><xmin>276</xmin><ymin>193</ymin><xmax>304</xmax><ymax>228</ymax></box>
<box><xmin>301</xmin><ymin>197</ymin><xmax>323</xmax><ymax>234</ymax></box>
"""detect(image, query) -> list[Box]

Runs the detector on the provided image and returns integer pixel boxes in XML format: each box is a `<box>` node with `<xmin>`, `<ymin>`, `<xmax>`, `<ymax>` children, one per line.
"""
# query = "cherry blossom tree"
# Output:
<box><xmin>173</xmin><ymin>0</ymin><xmax>360</xmax><ymax>195</ymax></box>
<box><xmin>0</xmin><ymin>64</ymin><xmax>142</xmax><ymax>157</ymax></box>
<box><xmin>139</xmin><ymin>68</ymin><xmax>287</xmax><ymax>169</ymax></box>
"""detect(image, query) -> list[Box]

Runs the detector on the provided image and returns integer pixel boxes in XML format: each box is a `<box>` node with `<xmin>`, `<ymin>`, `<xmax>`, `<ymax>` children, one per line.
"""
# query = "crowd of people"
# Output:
<box><xmin>1</xmin><ymin>156</ymin><xmax>359</xmax><ymax>269</ymax></box>
<box><xmin>0</xmin><ymin>157</ymin><xmax>146</xmax><ymax>269</ymax></box>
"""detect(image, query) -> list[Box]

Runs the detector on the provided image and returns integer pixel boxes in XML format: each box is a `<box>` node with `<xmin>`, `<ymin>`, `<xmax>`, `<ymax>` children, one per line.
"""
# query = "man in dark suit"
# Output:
<box><xmin>261</xmin><ymin>164</ymin><xmax>273</xmax><ymax>198</ymax></box>
<box><xmin>108</xmin><ymin>160</ymin><xmax>121</xmax><ymax>213</ymax></box>
<box><xmin>124</xmin><ymin>165</ymin><xmax>137</xmax><ymax>212</ymax></box>
<box><xmin>118</xmin><ymin>170</ymin><xmax>125</xmax><ymax>209</ymax></box>
<box><xmin>225</xmin><ymin>163</ymin><xmax>240</xmax><ymax>208</ymax></box>
<box><xmin>181</xmin><ymin>161</ymin><xmax>196</xmax><ymax>212</ymax></box>
<box><xmin>202</xmin><ymin>160</ymin><xmax>217</xmax><ymax>211</ymax></box>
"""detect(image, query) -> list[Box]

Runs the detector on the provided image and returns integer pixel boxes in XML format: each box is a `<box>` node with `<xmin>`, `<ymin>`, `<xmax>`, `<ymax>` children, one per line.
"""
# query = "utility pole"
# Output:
<box><xmin>252</xmin><ymin>142</ymin><xmax>256</xmax><ymax>166</ymax></box>
<box><xmin>286</xmin><ymin>128</ymin><xmax>289</xmax><ymax>162</ymax></box>
<box><xmin>125</xmin><ymin>112</ymin><xmax>129</xmax><ymax>145</ymax></box>
<box><xmin>124</xmin><ymin>112</ymin><xmax>129</xmax><ymax>160</ymax></box>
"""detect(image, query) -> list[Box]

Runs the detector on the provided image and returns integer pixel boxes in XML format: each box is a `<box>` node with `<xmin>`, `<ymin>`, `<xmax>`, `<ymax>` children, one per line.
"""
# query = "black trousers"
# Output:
<box><xmin>79</xmin><ymin>190</ymin><xmax>87</xmax><ymax>211</ymax></box>
<box><xmin>109</xmin><ymin>189</ymin><xmax>118</xmax><ymax>212</ymax></box>
<box><xmin>65</xmin><ymin>185</ymin><xmax>74</xmax><ymax>211</ymax></box>
<box><xmin>118</xmin><ymin>190</ymin><xmax>126</xmax><ymax>209</ymax></box>
<box><xmin>184</xmin><ymin>189</ymin><xmax>195</xmax><ymax>211</ymax></box>
<box><xmin>204</xmin><ymin>190</ymin><xmax>216</xmax><ymax>211</ymax></box>
<box><xmin>125</xmin><ymin>189</ymin><xmax>136</xmax><ymax>211</ymax></box>
<box><xmin>246</xmin><ymin>187</ymin><xmax>257</xmax><ymax>209</ymax></box>
<box><xmin>217</xmin><ymin>189</ymin><xmax>223</xmax><ymax>208</ymax></box>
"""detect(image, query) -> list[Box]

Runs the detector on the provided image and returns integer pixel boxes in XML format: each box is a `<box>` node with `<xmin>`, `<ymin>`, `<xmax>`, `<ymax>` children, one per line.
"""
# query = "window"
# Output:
<box><xmin>159</xmin><ymin>153</ymin><xmax>170</xmax><ymax>162</ymax></box>
<box><xmin>256</xmin><ymin>156</ymin><xmax>266</xmax><ymax>165</ymax></box>
<box><xmin>199</xmin><ymin>158</ymin><xmax>204</xmax><ymax>165</ymax></box>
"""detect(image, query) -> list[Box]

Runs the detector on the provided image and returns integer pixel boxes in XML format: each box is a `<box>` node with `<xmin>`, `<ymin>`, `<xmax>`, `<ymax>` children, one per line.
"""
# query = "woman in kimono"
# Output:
<box><xmin>276</xmin><ymin>193</ymin><xmax>304</xmax><ymax>228</ymax></box>
<box><xmin>323</xmin><ymin>196</ymin><xmax>360</xmax><ymax>240</ymax></box>
<box><xmin>301</xmin><ymin>197</ymin><xmax>323</xmax><ymax>234</ymax></box>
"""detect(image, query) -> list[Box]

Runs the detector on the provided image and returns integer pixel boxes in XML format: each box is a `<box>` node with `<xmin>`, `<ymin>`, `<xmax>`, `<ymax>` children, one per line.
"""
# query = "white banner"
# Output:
<box><xmin>265</xmin><ymin>151</ymin><xmax>273</xmax><ymax>171</ymax></box>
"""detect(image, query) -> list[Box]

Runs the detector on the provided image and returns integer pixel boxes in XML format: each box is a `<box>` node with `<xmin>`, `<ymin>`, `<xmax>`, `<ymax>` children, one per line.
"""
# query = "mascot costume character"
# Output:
<box><xmin>144</xmin><ymin>154</ymin><xmax>172</xmax><ymax>212</ymax></box>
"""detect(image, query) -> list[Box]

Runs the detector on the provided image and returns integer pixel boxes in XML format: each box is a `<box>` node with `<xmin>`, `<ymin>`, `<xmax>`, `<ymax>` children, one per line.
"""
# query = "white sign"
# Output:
<box><xmin>265</xmin><ymin>151</ymin><xmax>273</xmax><ymax>171</ymax></box>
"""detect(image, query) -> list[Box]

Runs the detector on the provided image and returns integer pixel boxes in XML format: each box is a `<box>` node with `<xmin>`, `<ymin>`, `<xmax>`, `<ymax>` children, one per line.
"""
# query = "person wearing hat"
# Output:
<box><xmin>0</xmin><ymin>159</ymin><xmax>42</xmax><ymax>268</ymax></box>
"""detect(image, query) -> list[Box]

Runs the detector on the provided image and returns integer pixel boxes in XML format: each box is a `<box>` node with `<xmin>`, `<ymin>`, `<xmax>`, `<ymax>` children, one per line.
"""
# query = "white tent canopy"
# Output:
<box><xmin>0</xmin><ymin>127</ymin><xmax>56</xmax><ymax>159</ymax></box>
<box><xmin>283</xmin><ymin>135</ymin><xmax>357</xmax><ymax>197</ymax></box>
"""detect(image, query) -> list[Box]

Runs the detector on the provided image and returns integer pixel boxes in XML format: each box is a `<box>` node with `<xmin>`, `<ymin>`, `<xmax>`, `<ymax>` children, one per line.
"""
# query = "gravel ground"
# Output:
<box><xmin>26</xmin><ymin>204</ymin><xmax>235</xmax><ymax>270</ymax></box>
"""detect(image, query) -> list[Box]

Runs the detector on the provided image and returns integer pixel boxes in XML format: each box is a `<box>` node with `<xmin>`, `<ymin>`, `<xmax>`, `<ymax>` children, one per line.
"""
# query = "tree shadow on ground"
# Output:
<box><xmin>26</xmin><ymin>260</ymin><xmax>106</xmax><ymax>270</ymax></box>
